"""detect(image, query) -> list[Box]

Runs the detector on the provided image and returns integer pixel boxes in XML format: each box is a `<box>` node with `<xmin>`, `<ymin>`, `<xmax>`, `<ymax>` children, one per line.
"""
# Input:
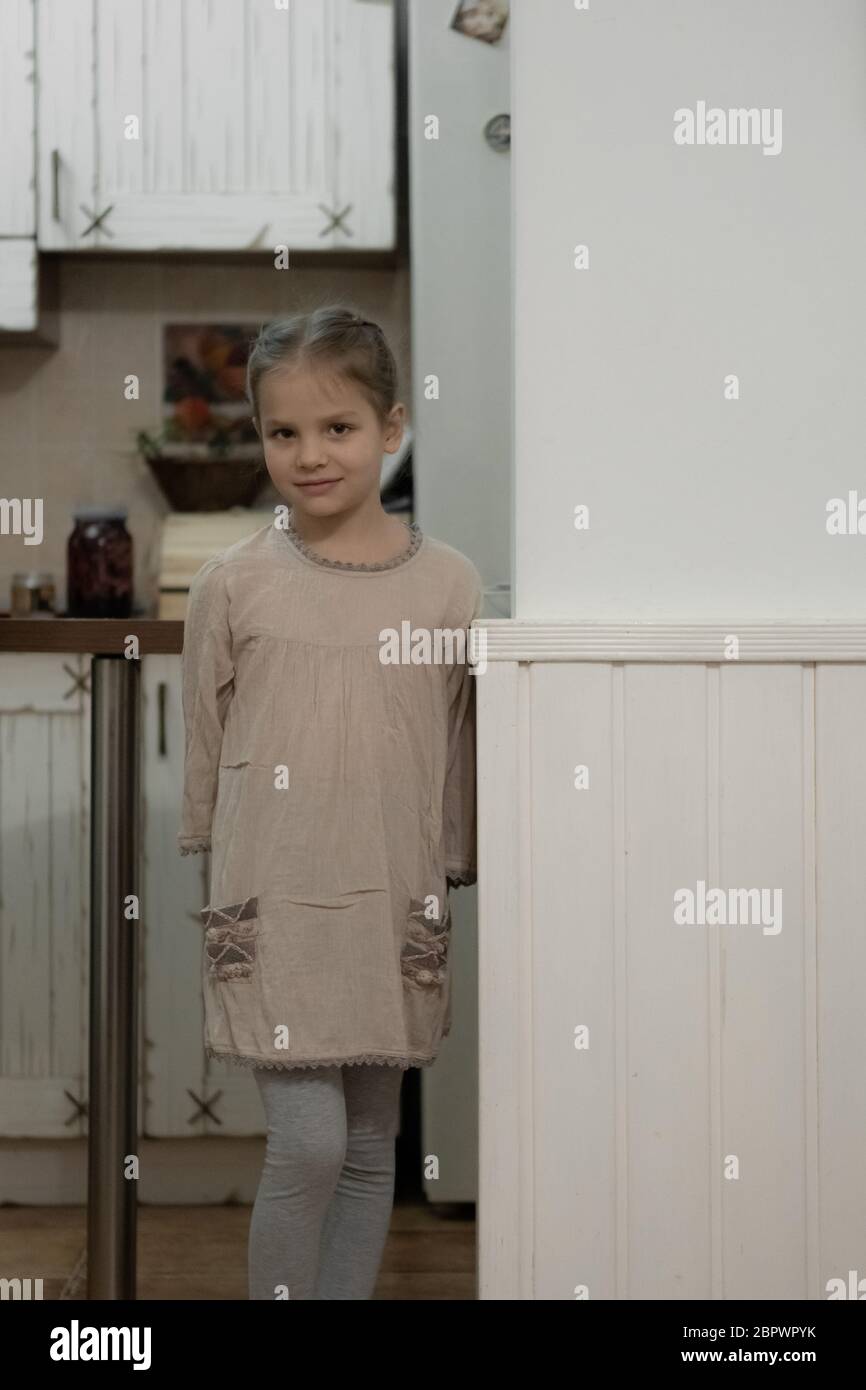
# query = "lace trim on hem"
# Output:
<box><xmin>205</xmin><ymin>1045</ymin><xmax>435</xmax><ymax>1071</ymax></box>
<box><xmin>446</xmin><ymin>867</ymin><xmax>477</xmax><ymax>888</ymax></box>
<box><xmin>179</xmin><ymin>840</ymin><xmax>211</xmax><ymax>856</ymax></box>
<box><xmin>282</xmin><ymin>512</ymin><xmax>423</xmax><ymax>572</ymax></box>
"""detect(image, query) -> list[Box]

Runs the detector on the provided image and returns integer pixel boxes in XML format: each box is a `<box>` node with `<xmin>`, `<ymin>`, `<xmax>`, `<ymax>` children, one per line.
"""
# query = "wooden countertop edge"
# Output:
<box><xmin>0</xmin><ymin>618</ymin><xmax>185</xmax><ymax>654</ymax></box>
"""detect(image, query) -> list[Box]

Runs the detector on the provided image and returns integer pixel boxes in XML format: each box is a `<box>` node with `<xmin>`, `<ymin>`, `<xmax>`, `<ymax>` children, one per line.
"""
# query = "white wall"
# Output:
<box><xmin>408</xmin><ymin>0</ymin><xmax>513</xmax><ymax>1207</ymax></box>
<box><xmin>409</xmin><ymin>0</ymin><xmax>511</xmax><ymax>602</ymax></box>
<box><xmin>513</xmin><ymin>0</ymin><xmax>866</xmax><ymax>621</ymax></box>
<box><xmin>478</xmin><ymin>0</ymin><xmax>866</xmax><ymax>1300</ymax></box>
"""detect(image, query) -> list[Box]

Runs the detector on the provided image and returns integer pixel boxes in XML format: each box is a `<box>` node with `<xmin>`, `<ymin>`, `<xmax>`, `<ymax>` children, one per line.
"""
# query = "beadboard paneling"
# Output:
<box><xmin>477</xmin><ymin>628</ymin><xmax>866</xmax><ymax>1300</ymax></box>
<box><xmin>814</xmin><ymin>665</ymin><xmax>866</xmax><ymax>1287</ymax></box>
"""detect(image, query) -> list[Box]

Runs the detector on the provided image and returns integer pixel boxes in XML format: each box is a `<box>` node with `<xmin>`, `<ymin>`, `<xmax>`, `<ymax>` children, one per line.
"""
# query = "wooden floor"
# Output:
<box><xmin>0</xmin><ymin>1200</ymin><xmax>476</xmax><ymax>1300</ymax></box>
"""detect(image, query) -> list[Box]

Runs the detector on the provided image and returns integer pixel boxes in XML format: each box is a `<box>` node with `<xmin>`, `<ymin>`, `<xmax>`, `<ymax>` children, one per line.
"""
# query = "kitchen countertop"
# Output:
<box><xmin>0</xmin><ymin>618</ymin><xmax>184</xmax><ymax>654</ymax></box>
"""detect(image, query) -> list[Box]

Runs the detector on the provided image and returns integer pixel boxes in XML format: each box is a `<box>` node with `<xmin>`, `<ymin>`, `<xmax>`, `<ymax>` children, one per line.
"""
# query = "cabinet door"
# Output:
<box><xmin>142</xmin><ymin>656</ymin><xmax>262</xmax><ymax>1136</ymax></box>
<box><xmin>0</xmin><ymin>0</ymin><xmax>37</xmax><ymax>330</ymax></box>
<box><xmin>36</xmin><ymin>0</ymin><xmax>394</xmax><ymax>252</ymax></box>
<box><xmin>0</xmin><ymin>655</ymin><xmax>90</xmax><ymax>1137</ymax></box>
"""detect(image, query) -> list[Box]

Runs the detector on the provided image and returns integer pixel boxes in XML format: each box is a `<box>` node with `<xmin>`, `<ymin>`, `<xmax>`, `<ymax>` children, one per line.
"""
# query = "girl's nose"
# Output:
<box><xmin>298</xmin><ymin>447</ymin><xmax>329</xmax><ymax>468</ymax></box>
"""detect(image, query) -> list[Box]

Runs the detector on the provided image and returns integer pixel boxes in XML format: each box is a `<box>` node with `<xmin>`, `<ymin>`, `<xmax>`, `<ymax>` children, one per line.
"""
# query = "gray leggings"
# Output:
<box><xmin>248</xmin><ymin>1063</ymin><xmax>404</xmax><ymax>1300</ymax></box>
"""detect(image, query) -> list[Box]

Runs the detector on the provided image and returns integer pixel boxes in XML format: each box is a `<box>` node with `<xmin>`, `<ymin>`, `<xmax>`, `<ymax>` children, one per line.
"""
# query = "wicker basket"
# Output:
<box><xmin>145</xmin><ymin>452</ymin><xmax>266</xmax><ymax>512</ymax></box>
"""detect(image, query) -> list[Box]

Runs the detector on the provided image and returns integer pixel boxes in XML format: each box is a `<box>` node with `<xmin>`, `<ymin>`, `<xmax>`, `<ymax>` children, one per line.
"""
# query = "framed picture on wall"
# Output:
<box><xmin>450</xmin><ymin>0</ymin><xmax>509</xmax><ymax>45</ymax></box>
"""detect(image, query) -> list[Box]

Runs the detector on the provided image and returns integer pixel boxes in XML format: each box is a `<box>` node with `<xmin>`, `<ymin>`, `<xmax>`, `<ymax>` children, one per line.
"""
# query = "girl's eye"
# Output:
<box><xmin>272</xmin><ymin>424</ymin><xmax>352</xmax><ymax>439</ymax></box>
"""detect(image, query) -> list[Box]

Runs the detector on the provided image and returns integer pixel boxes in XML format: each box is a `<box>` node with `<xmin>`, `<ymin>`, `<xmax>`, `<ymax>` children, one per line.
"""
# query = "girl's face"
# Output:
<box><xmin>255</xmin><ymin>363</ymin><xmax>404</xmax><ymax>517</ymax></box>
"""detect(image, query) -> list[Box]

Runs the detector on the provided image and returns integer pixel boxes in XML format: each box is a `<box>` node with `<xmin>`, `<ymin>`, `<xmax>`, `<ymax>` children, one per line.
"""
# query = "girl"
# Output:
<box><xmin>177</xmin><ymin>306</ymin><xmax>483</xmax><ymax>1300</ymax></box>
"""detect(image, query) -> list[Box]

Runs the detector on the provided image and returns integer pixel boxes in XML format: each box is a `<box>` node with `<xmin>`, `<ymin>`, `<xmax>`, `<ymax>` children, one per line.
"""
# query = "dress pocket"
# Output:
<box><xmin>200</xmin><ymin>895</ymin><xmax>260</xmax><ymax>981</ymax></box>
<box><xmin>401</xmin><ymin>897</ymin><xmax>451</xmax><ymax>989</ymax></box>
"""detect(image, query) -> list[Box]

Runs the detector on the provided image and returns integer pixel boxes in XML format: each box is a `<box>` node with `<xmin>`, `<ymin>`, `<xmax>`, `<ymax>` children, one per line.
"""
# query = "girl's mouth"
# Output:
<box><xmin>296</xmin><ymin>479</ymin><xmax>341</xmax><ymax>494</ymax></box>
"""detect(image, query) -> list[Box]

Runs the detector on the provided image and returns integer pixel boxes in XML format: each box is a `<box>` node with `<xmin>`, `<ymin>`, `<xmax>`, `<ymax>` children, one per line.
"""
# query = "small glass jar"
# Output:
<box><xmin>11</xmin><ymin>572</ymin><xmax>56</xmax><ymax>617</ymax></box>
<box><xmin>67</xmin><ymin>507</ymin><xmax>133</xmax><ymax>618</ymax></box>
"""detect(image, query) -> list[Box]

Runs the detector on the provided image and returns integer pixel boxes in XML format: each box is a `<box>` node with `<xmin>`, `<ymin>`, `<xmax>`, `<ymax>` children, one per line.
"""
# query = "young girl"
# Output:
<box><xmin>177</xmin><ymin>305</ymin><xmax>483</xmax><ymax>1300</ymax></box>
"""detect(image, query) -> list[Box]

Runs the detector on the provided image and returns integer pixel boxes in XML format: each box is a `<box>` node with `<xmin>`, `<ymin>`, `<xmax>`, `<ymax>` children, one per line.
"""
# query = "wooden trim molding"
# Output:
<box><xmin>471</xmin><ymin>621</ymin><xmax>866</xmax><ymax>662</ymax></box>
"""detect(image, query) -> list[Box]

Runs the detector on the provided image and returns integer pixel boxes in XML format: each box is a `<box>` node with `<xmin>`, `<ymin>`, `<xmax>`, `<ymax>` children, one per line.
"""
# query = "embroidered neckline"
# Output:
<box><xmin>282</xmin><ymin>511</ymin><xmax>423</xmax><ymax>572</ymax></box>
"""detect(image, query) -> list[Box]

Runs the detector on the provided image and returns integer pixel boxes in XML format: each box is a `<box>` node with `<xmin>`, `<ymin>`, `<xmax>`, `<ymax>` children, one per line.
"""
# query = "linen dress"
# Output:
<box><xmin>176</xmin><ymin>512</ymin><xmax>483</xmax><ymax>1072</ymax></box>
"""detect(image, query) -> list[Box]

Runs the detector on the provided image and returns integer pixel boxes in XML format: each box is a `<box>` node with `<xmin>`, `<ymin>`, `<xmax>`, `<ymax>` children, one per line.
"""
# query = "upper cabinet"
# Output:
<box><xmin>0</xmin><ymin>0</ymin><xmax>38</xmax><ymax>331</ymax></box>
<box><xmin>36</xmin><ymin>0</ymin><xmax>395</xmax><ymax>252</ymax></box>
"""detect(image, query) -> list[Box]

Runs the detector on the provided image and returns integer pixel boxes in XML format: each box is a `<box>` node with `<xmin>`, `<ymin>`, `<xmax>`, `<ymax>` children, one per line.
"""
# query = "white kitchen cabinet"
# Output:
<box><xmin>142</xmin><ymin>655</ymin><xmax>262</xmax><ymax>1136</ymax></box>
<box><xmin>36</xmin><ymin>0</ymin><xmax>395</xmax><ymax>252</ymax></box>
<box><xmin>0</xmin><ymin>654</ymin><xmax>90</xmax><ymax>1136</ymax></box>
<box><xmin>0</xmin><ymin>652</ymin><xmax>261</xmax><ymax>1150</ymax></box>
<box><xmin>0</xmin><ymin>241</ymin><xmax>39</xmax><ymax>334</ymax></box>
<box><xmin>0</xmin><ymin>0</ymin><xmax>38</xmax><ymax>330</ymax></box>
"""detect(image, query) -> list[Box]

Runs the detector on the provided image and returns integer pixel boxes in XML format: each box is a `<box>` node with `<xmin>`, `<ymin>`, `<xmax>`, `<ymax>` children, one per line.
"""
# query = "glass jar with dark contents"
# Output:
<box><xmin>67</xmin><ymin>507</ymin><xmax>133</xmax><ymax>618</ymax></box>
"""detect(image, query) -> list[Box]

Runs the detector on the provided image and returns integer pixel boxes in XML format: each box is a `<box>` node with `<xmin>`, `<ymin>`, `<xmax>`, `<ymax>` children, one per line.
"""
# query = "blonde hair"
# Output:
<box><xmin>246</xmin><ymin>305</ymin><xmax>399</xmax><ymax>430</ymax></box>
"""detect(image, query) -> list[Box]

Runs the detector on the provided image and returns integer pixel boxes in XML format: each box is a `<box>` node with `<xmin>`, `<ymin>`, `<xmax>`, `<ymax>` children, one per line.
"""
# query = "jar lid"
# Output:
<box><xmin>72</xmin><ymin>506</ymin><xmax>128</xmax><ymax>520</ymax></box>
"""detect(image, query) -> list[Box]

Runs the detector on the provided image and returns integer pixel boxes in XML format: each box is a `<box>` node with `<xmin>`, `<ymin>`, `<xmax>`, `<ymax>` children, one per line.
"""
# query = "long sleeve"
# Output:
<box><xmin>443</xmin><ymin>573</ymin><xmax>484</xmax><ymax>890</ymax></box>
<box><xmin>177</xmin><ymin>557</ymin><xmax>235</xmax><ymax>856</ymax></box>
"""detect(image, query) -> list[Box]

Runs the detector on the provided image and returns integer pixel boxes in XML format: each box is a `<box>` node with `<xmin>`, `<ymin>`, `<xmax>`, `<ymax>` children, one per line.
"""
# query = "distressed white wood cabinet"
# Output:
<box><xmin>0</xmin><ymin>655</ymin><xmax>91</xmax><ymax>1135</ymax></box>
<box><xmin>0</xmin><ymin>0</ymin><xmax>38</xmax><ymax>330</ymax></box>
<box><xmin>0</xmin><ymin>653</ymin><xmax>261</xmax><ymax>1146</ymax></box>
<box><xmin>142</xmin><ymin>656</ymin><xmax>262</xmax><ymax>1136</ymax></box>
<box><xmin>36</xmin><ymin>0</ymin><xmax>395</xmax><ymax>252</ymax></box>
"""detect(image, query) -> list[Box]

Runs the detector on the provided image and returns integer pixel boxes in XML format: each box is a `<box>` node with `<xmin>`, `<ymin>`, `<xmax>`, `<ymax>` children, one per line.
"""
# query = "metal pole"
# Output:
<box><xmin>87</xmin><ymin>655</ymin><xmax>141</xmax><ymax>1299</ymax></box>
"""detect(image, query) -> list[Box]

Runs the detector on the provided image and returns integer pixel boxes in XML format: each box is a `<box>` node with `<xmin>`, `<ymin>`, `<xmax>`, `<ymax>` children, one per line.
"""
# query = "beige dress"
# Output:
<box><xmin>177</xmin><ymin>513</ymin><xmax>482</xmax><ymax>1072</ymax></box>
